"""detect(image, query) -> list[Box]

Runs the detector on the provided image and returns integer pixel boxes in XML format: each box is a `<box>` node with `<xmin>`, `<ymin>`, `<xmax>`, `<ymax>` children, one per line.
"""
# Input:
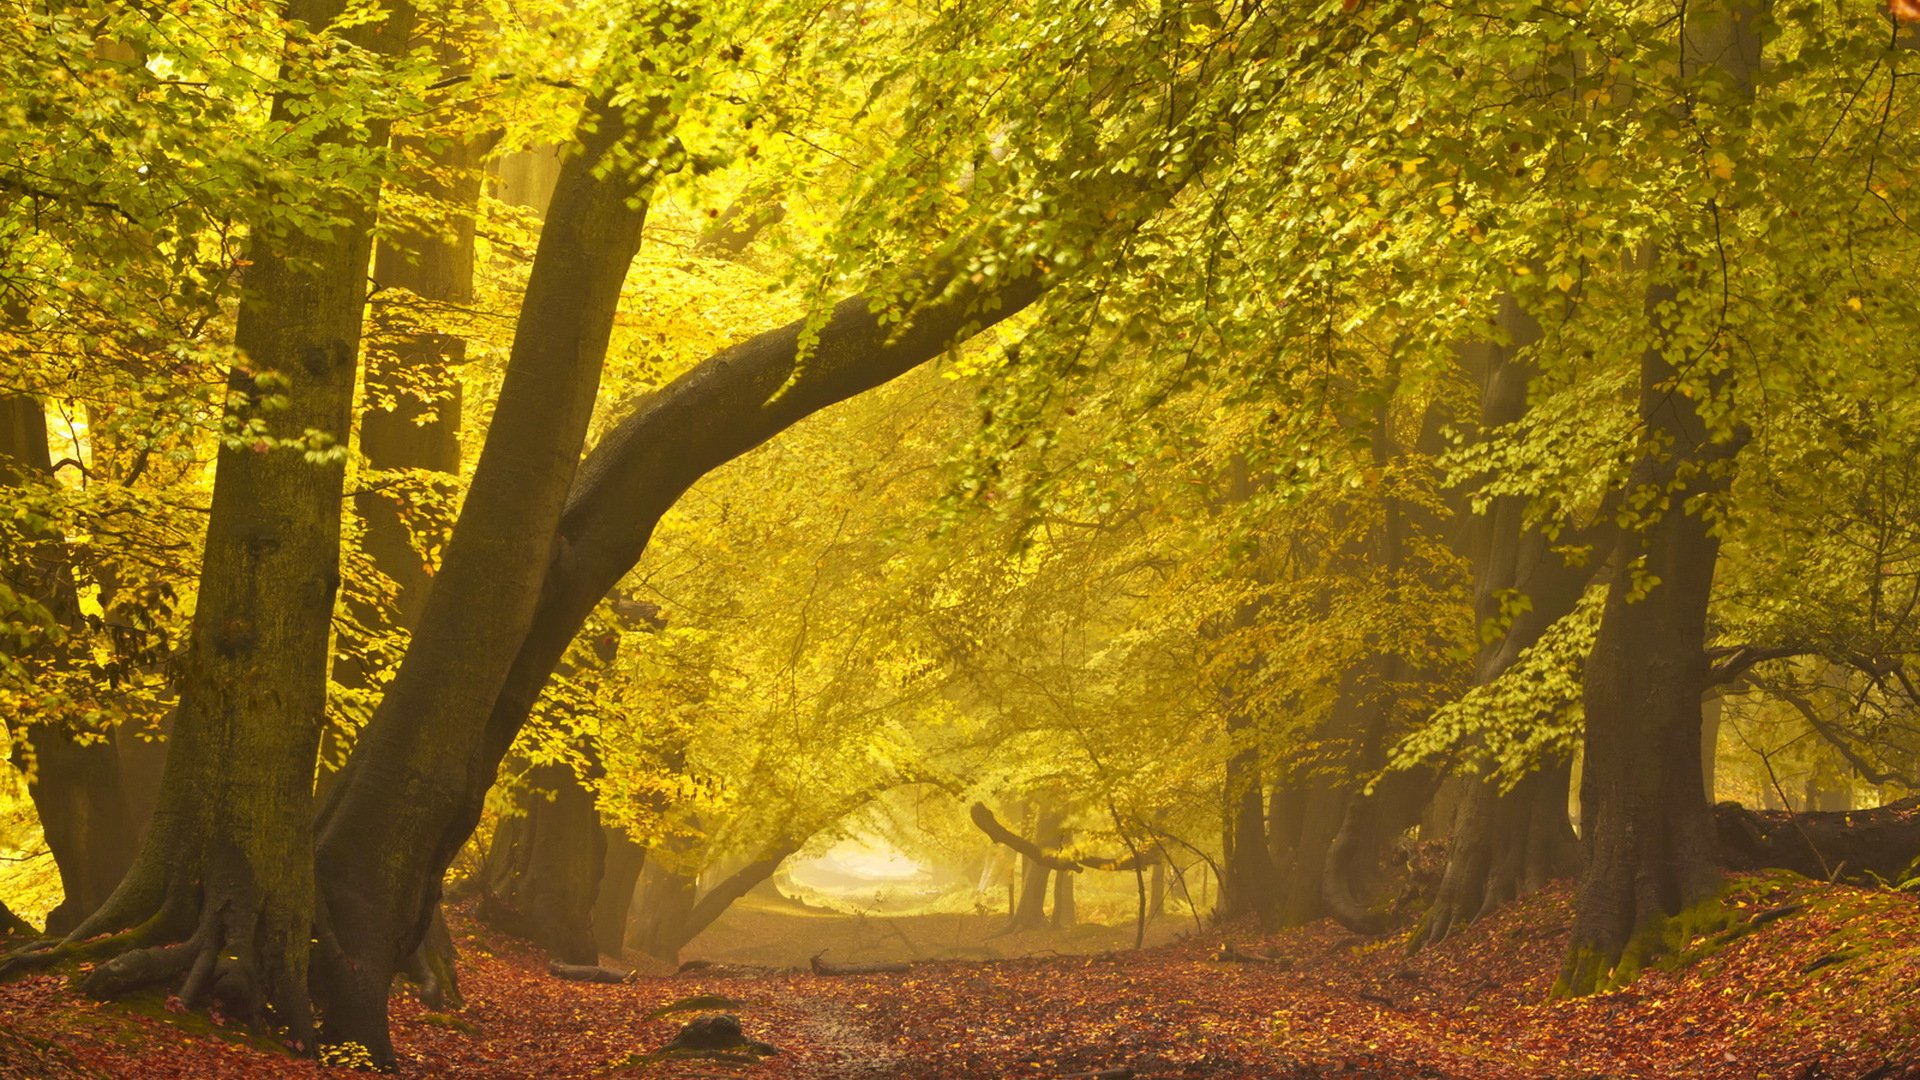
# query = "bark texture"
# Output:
<box><xmin>478</xmin><ymin>762</ymin><xmax>606</xmax><ymax>965</ymax></box>
<box><xmin>1716</xmin><ymin>797</ymin><xmax>1920</xmax><ymax>887</ymax></box>
<box><xmin>1</xmin><ymin>0</ymin><xmax>410</xmax><ymax>1042</ymax></box>
<box><xmin>1555</xmin><ymin>0</ymin><xmax>1762</xmax><ymax>997</ymax></box>
<box><xmin>313</xmin><ymin>80</ymin><xmax>664</xmax><ymax>1060</ymax></box>
<box><xmin>1412</xmin><ymin>288</ymin><xmax>1599</xmax><ymax>949</ymax></box>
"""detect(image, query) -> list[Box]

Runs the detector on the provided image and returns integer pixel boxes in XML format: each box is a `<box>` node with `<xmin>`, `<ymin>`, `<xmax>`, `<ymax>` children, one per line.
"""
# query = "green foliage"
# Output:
<box><xmin>1386</xmin><ymin>586</ymin><xmax>1605</xmax><ymax>791</ymax></box>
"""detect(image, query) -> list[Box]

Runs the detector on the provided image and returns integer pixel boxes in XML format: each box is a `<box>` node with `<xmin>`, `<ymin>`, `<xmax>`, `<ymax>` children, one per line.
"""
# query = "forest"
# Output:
<box><xmin>2</xmin><ymin>0</ymin><xmax>1920</xmax><ymax>1075</ymax></box>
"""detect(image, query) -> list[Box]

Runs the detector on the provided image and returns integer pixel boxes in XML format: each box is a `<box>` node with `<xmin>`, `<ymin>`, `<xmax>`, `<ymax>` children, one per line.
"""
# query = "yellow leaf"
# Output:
<box><xmin>1707</xmin><ymin>150</ymin><xmax>1734</xmax><ymax>181</ymax></box>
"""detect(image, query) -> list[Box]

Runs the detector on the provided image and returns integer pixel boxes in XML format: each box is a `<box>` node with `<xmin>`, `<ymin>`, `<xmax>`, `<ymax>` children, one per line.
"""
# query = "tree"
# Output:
<box><xmin>1555</xmin><ymin>0</ymin><xmax>1764</xmax><ymax>996</ymax></box>
<box><xmin>5</xmin><ymin>0</ymin><xmax>421</xmax><ymax>1042</ymax></box>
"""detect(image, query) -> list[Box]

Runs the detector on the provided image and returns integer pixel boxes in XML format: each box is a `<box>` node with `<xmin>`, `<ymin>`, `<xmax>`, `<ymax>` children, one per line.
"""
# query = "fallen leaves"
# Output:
<box><xmin>1</xmin><ymin>874</ymin><xmax>1917</xmax><ymax>1078</ymax></box>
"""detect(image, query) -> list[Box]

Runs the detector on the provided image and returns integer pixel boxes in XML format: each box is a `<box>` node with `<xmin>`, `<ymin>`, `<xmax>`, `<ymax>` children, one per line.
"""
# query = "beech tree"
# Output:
<box><xmin>7</xmin><ymin>0</ymin><xmax>1920</xmax><ymax>1066</ymax></box>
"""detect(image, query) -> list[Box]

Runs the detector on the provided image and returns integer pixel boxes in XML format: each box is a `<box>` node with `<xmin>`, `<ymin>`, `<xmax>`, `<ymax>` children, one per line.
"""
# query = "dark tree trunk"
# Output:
<box><xmin>1221</xmin><ymin>737</ymin><xmax>1277</xmax><ymax>921</ymax></box>
<box><xmin>1050</xmin><ymin>868</ymin><xmax>1076</xmax><ymax>931</ymax></box>
<box><xmin>13</xmin><ymin>727</ymin><xmax>138</xmax><ymax>937</ymax></box>
<box><xmin>1555</xmin><ymin>0</ymin><xmax>1761</xmax><ymax>997</ymax></box>
<box><xmin>477</xmin><ymin>762</ymin><xmax>605</xmax><ymax>965</ymax></box>
<box><xmin>629</xmin><ymin>847</ymin><xmax>796</xmax><ymax>963</ymax></box>
<box><xmin>396</xmin><ymin>905</ymin><xmax>461</xmax><ymax>1011</ymax></box>
<box><xmin>628</xmin><ymin>858</ymin><xmax>698</xmax><ymax>963</ymax></box>
<box><xmin>1215</xmin><ymin>458</ymin><xmax>1280</xmax><ymax>924</ymax></box>
<box><xmin>1411</xmin><ymin>296</ymin><xmax>1598</xmax><ymax>949</ymax></box>
<box><xmin>343</xmin><ymin>118</ymin><xmax>489</xmax><ymax>1009</ymax></box>
<box><xmin>0</xmin><ymin>2</ymin><xmax>410</xmax><ymax>1043</ymax></box>
<box><xmin>0</xmin><ymin>396</ymin><xmax>139</xmax><ymax>937</ymax></box>
<box><xmin>1007</xmin><ymin>804</ymin><xmax>1064</xmax><ymax>932</ymax></box>
<box><xmin>311</xmin><ymin>72</ymin><xmax>669</xmax><ymax>1060</ymax></box>
<box><xmin>1417</xmin><ymin>764</ymin><xmax>1577</xmax><ymax>947</ymax></box>
<box><xmin>1276</xmin><ymin>783</ymin><xmax>1347</xmax><ymax>926</ymax></box>
<box><xmin>1556</xmin><ymin>358</ymin><xmax>1732</xmax><ymax>996</ymax></box>
<box><xmin>593</xmin><ymin>826</ymin><xmax>646</xmax><ymax>958</ymax></box>
<box><xmin>1321</xmin><ymin>763</ymin><xmax>1440</xmax><ymax>934</ymax></box>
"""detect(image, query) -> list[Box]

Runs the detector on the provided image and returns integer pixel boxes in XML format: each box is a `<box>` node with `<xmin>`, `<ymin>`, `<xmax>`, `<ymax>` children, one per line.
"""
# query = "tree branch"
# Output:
<box><xmin>1705</xmin><ymin>644</ymin><xmax>1813</xmax><ymax>686</ymax></box>
<box><xmin>968</xmin><ymin>803</ymin><xmax>1154</xmax><ymax>872</ymax></box>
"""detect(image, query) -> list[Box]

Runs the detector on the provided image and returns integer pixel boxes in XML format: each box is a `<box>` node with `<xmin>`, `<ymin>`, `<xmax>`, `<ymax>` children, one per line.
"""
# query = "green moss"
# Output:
<box><xmin>416</xmin><ymin>1011</ymin><xmax>479</xmax><ymax>1034</ymax></box>
<box><xmin>645</xmin><ymin>993</ymin><xmax>743</xmax><ymax>1020</ymax></box>
<box><xmin>1553</xmin><ymin>889</ymin><xmax>1740</xmax><ymax>998</ymax></box>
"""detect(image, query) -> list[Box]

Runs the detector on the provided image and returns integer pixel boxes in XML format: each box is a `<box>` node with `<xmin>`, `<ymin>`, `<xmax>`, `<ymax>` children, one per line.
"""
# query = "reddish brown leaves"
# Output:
<box><xmin>2</xmin><ymin>876</ymin><xmax>1917</xmax><ymax>1078</ymax></box>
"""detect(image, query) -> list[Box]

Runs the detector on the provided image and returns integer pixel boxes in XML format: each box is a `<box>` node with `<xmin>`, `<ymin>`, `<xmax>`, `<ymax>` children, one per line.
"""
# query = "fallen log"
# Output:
<box><xmin>547</xmin><ymin>961</ymin><xmax>634</xmax><ymax>984</ymax></box>
<box><xmin>810</xmin><ymin>952</ymin><xmax>911</xmax><ymax>976</ymax></box>
<box><xmin>1715</xmin><ymin>797</ymin><xmax>1920</xmax><ymax>886</ymax></box>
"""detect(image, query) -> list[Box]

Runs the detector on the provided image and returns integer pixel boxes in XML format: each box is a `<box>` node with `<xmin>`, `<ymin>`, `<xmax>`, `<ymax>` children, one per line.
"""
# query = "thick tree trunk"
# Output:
<box><xmin>1050</xmin><ymin>868</ymin><xmax>1076</xmax><ymax>931</ymax></box>
<box><xmin>1321</xmin><ymin>764</ymin><xmax>1439</xmax><ymax>934</ymax></box>
<box><xmin>593</xmin><ymin>826</ymin><xmax>646</xmax><ymax>958</ymax></box>
<box><xmin>1555</xmin><ymin>0</ymin><xmax>1761</xmax><ymax>997</ymax></box>
<box><xmin>13</xmin><ymin>727</ymin><xmax>138</xmax><ymax>937</ymax></box>
<box><xmin>1411</xmin><ymin>296</ymin><xmax>1599</xmax><ymax>949</ymax></box>
<box><xmin>0</xmin><ymin>2</ymin><xmax>409</xmax><ymax>1043</ymax></box>
<box><xmin>1275</xmin><ymin>783</ymin><xmax>1347</xmax><ymax>926</ymax></box>
<box><xmin>1221</xmin><ymin>738</ymin><xmax>1278</xmax><ymax>922</ymax></box>
<box><xmin>1417</xmin><ymin>763</ymin><xmax>1577</xmax><ymax>947</ymax></box>
<box><xmin>311</xmin><ymin>74</ymin><xmax>668</xmax><ymax>1060</ymax></box>
<box><xmin>1556</xmin><ymin>359</ymin><xmax>1732</xmax><ymax>996</ymax></box>
<box><xmin>343</xmin><ymin>121</ymin><xmax>488</xmax><ymax>1008</ymax></box>
<box><xmin>628</xmin><ymin>858</ymin><xmax>698</xmax><ymax>963</ymax></box>
<box><xmin>629</xmin><ymin>847</ymin><xmax>796</xmax><ymax>963</ymax></box>
<box><xmin>477</xmin><ymin>762</ymin><xmax>605</xmax><ymax>964</ymax></box>
<box><xmin>1006</xmin><ymin>804</ymin><xmax>1064</xmax><ymax>932</ymax></box>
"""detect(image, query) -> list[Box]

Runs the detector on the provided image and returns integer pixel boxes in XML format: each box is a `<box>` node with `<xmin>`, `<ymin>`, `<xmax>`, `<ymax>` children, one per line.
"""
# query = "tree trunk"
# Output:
<box><xmin>593</xmin><ymin>826</ymin><xmax>646</xmax><ymax>958</ymax></box>
<box><xmin>628</xmin><ymin>858</ymin><xmax>699</xmax><ymax>963</ymax></box>
<box><xmin>1221</xmin><ymin>737</ymin><xmax>1278</xmax><ymax>922</ymax></box>
<box><xmin>1417</xmin><ymin>763</ymin><xmax>1578</xmax><ymax>947</ymax></box>
<box><xmin>477</xmin><ymin>762</ymin><xmax>605</xmax><ymax>964</ymax></box>
<box><xmin>1321</xmin><ymin>763</ymin><xmax>1439</xmax><ymax>934</ymax></box>
<box><xmin>1555</xmin><ymin>0</ymin><xmax>1761</xmax><ymax>997</ymax></box>
<box><xmin>0</xmin><ymin>396</ymin><xmax>139</xmax><ymax>938</ymax></box>
<box><xmin>629</xmin><ymin>847</ymin><xmax>795</xmax><ymax>963</ymax></box>
<box><xmin>12</xmin><ymin>727</ymin><xmax>138</xmax><ymax>937</ymax></box>
<box><xmin>1556</xmin><ymin>357</ymin><xmax>1733</xmax><ymax>996</ymax></box>
<box><xmin>1276</xmin><ymin>783</ymin><xmax>1347</xmax><ymax>926</ymax></box>
<box><xmin>1716</xmin><ymin>797</ymin><xmax>1919</xmax><ymax>885</ymax></box>
<box><xmin>1007</xmin><ymin>804</ymin><xmax>1064</xmax><ymax>932</ymax></box>
<box><xmin>2</xmin><ymin>1</ymin><xmax>411</xmax><ymax>1043</ymax></box>
<box><xmin>1411</xmin><ymin>295</ymin><xmax>1599</xmax><ymax>949</ymax></box>
<box><xmin>343</xmin><ymin>119</ymin><xmax>489</xmax><ymax>1008</ymax></box>
<box><xmin>310</xmin><ymin>70</ymin><xmax>669</xmax><ymax>1060</ymax></box>
<box><xmin>1050</xmin><ymin>868</ymin><xmax>1076</xmax><ymax>930</ymax></box>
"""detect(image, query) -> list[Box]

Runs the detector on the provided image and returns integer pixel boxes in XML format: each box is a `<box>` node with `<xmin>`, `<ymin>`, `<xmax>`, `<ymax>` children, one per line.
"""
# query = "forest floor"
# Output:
<box><xmin>2</xmin><ymin>872</ymin><xmax>1918</xmax><ymax>1079</ymax></box>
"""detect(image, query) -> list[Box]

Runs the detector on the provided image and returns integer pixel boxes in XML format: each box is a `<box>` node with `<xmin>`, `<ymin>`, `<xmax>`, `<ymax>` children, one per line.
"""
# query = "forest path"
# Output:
<box><xmin>2</xmin><ymin>875</ymin><xmax>1918</xmax><ymax>1078</ymax></box>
